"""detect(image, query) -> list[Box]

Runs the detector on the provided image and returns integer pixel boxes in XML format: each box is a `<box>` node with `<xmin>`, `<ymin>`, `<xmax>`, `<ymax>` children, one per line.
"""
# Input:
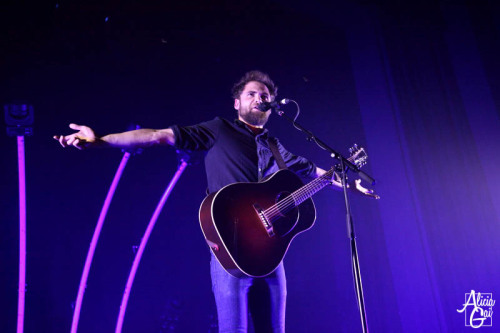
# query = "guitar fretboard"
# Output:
<box><xmin>263</xmin><ymin>146</ymin><xmax>366</xmax><ymax>222</ymax></box>
<box><xmin>292</xmin><ymin>168</ymin><xmax>335</xmax><ymax>206</ymax></box>
<box><xmin>264</xmin><ymin>168</ymin><xmax>335</xmax><ymax>220</ymax></box>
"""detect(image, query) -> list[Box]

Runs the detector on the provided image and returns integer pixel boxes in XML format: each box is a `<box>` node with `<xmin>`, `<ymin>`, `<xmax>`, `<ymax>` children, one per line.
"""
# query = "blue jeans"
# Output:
<box><xmin>210</xmin><ymin>255</ymin><xmax>287</xmax><ymax>333</ymax></box>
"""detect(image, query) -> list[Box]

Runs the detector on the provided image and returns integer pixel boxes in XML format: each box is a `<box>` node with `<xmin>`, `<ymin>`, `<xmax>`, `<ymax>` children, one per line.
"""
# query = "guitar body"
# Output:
<box><xmin>199</xmin><ymin>169</ymin><xmax>316</xmax><ymax>278</ymax></box>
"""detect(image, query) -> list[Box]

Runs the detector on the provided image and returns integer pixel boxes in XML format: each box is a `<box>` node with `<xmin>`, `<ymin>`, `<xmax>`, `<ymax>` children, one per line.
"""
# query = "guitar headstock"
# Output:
<box><xmin>348</xmin><ymin>144</ymin><xmax>368</xmax><ymax>169</ymax></box>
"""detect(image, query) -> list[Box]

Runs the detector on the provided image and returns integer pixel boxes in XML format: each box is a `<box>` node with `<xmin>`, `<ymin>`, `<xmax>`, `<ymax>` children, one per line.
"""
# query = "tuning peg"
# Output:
<box><xmin>349</xmin><ymin>143</ymin><xmax>359</xmax><ymax>155</ymax></box>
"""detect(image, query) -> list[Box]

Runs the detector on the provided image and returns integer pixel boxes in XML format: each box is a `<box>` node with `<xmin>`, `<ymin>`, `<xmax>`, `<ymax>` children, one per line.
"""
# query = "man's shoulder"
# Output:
<box><xmin>186</xmin><ymin>116</ymin><xmax>230</xmax><ymax>130</ymax></box>
<box><xmin>201</xmin><ymin>116</ymin><xmax>232</xmax><ymax>126</ymax></box>
<box><xmin>208</xmin><ymin>117</ymin><xmax>246</xmax><ymax>131</ymax></box>
<box><xmin>212</xmin><ymin>116</ymin><xmax>231</xmax><ymax>124</ymax></box>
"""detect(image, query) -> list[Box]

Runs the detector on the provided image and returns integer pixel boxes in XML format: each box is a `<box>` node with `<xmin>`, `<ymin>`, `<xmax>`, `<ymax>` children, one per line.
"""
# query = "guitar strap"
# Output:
<box><xmin>267</xmin><ymin>137</ymin><xmax>288</xmax><ymax>170</ymax></box>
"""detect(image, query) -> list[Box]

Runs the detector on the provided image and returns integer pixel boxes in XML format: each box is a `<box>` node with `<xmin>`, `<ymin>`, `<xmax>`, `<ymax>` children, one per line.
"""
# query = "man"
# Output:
<box><xmin>55</xmin><ymin>70</ymin><xmax>377</xmax><ymax>332</ymax></box>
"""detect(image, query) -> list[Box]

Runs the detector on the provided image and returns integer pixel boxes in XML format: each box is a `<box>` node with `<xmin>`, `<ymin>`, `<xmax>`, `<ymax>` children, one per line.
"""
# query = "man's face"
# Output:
<box><xmin>234</xmin><ymin>81</ymin><xmax>272</xmax><ymax>127</ymax></box>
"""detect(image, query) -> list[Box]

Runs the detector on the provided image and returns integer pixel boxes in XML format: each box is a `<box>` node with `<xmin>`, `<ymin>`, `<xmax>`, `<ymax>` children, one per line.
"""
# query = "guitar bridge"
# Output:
<box><xmin>253</xmin><ymin>204</ymin><xmax>275</xmax><ymax>237</ymax></box>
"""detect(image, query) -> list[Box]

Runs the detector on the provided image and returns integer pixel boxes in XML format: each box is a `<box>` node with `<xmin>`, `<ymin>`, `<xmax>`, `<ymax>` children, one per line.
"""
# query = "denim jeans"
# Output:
<box><xmin>210</xmin><ymin>255</ymin><xmax>287</xmax><ymax>333</ymax></box>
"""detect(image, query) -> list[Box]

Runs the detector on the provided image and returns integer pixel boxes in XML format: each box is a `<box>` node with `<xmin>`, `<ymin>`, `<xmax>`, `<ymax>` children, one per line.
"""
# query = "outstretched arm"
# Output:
<box><xmin>53</xmin><ymin>123</ymin><xmax>175</xmax><ymax>150</ymax></box>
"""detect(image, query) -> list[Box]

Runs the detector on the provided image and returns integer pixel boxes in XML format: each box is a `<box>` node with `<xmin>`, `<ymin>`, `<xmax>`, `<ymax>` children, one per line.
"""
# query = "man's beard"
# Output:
<box><xmin>239</xmin><ymin>106</ymin><xmax>270</xmax><ymax>127</ymax></box>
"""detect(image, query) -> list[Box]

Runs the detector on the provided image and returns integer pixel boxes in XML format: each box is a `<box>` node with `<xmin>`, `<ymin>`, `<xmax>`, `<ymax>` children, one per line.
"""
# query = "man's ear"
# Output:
<box><xmin>234</xmin><ymin>98</ymin><xmax>240</xmax><ymax>111</ymax></box>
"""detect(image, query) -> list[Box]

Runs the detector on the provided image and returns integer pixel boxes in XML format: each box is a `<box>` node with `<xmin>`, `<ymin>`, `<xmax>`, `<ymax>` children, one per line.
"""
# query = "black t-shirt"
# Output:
<box><xmin>170</xmin><ymin>117</ymin><xmax>316</xmax><ymax>193</ymax></box>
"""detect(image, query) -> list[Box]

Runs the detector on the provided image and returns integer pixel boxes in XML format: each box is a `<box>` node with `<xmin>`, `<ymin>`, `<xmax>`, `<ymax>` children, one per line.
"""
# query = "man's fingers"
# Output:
<box><xmin>69</xmin><ymin>123</ymin><xmax>82</xmax><ymax>131</ymax></box>
<box><xmin>55</xmin><ymin>125</ymin><xmax>88</xmax><ymax>149</ymax></box>
<box><xmin>53</xmin><ymin>135</ymin><xmax>64</xmax><ymax>144</ymax></box>
<box><xmin>354</xmin><ymin>179</ymin><xmax>380</xmax><ymax>199</ymax></box>
<box><xmin>59</xmin><ymin>135</ymin><xmax>67</xmax><ymax>147</ymax></box>
<box><xmin>73</xmin><ymin>138</ymin><xmax>83</xmax><ymax>150</ymax></box>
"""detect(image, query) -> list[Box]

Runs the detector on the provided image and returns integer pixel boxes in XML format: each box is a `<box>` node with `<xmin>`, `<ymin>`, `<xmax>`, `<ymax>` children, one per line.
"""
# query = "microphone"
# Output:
<box><xmin>256</xmin><ymin>98</ymin><xmax>290</xmax><ymax>111</ymax></box>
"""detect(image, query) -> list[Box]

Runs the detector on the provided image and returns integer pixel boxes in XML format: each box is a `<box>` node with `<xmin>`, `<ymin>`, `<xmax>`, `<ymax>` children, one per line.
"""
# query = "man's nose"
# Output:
<box><xmin>255</xmin><ymin>94</ymin><xmax>263</xmax><ymax>103</ymax></box>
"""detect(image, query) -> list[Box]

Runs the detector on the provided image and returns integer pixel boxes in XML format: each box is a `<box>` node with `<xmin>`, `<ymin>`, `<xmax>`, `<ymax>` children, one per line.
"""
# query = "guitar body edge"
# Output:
<box><xmin>199</xmin><ymin>170</ymin><xmax>317</xmax><ymax>278</ymax></box>
<box><xmin>199</xmin><ymin>192</ymin><xmax>247</xmax><ymax>278</ymax></box>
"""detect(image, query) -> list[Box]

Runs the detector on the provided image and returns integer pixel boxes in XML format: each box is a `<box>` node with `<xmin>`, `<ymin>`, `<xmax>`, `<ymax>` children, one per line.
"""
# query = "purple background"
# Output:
<box><xmin>1</xmin><ymin>1</ymin><xmax>499</xmax><ymax>332</ymax></box>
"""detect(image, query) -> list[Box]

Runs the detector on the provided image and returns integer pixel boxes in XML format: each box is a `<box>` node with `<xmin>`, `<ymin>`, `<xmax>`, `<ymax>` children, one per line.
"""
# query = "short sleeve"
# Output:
<box><xmin>170</xmin><ymin>117</ymin><xmax>222</xmax><ymax>151</ymax></box>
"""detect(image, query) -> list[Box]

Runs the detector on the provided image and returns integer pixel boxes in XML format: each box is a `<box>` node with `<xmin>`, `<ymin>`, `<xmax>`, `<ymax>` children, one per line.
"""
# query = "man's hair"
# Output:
<box><xmin>231</xmin><ymin>70</ymin><xmax>278</xmax><ymax>100</ymax></box>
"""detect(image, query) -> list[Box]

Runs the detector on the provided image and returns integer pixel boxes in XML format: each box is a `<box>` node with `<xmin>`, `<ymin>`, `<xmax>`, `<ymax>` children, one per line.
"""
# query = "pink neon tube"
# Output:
<box><xmin>17</xmin><ymin>136</ymin><xmax>26</xmax><ymax>333</ymax></box>
<box><xmin>115</xmin><ymin>160</ymin><xmax>188</xmax><ymax>333</ymax></box>
<box><xmin>70</xmin><ymin>152</ymin><xmax>131</xmax><ymax>333</ymax></box>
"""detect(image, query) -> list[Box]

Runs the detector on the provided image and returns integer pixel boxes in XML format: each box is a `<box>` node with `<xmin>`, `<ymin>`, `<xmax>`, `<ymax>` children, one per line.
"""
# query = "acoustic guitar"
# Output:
<box><xmin>199</xmin><ymin>146</ymin><xmax>367</xmax><ymax>277</ymax></box>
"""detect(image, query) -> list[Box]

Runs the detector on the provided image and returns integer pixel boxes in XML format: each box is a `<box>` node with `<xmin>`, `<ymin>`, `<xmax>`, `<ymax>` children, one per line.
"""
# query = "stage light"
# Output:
<box><xmin>4</xmin><ymin>103</ymin><xmax>34</xmax><ymax>136</ymax></box>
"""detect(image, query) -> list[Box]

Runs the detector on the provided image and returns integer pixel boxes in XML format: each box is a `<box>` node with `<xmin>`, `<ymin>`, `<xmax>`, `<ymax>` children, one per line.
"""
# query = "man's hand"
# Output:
<box><xmin>352</xmin><ymin>179</ymin><xmax>380</xmax><ymax>199</ymax></box>
<box><xmin>54</xmin><ymin>123</ymin><xmax>98</xmax><ymax>150</ymax></box>
<box><xmin>317</xmin><ymin>167</ymin><xmax>379</xmax><ymax>199</ymax></box>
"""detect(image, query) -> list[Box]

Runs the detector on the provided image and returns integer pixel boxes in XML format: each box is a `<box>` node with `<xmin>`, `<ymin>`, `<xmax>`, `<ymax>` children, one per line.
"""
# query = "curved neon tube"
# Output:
<box><xmin>71</xmin><ymin>152</ymin><xmax>131</xmax><ymax>333</ymax></box>
<box><xmin>115</xmin><ymin>160</ymin><xmax>188</xmax><ymax>333</ymax></box>
<box><xmin>17</xmin><ymin>136</ymin><xmax>26</xmax><ymax>333</ymax></box>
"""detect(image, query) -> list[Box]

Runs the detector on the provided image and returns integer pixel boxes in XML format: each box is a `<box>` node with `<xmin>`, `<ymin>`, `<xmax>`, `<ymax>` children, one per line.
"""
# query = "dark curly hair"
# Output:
<box><xmin>231</xmin><ymin>70</ymin><xmax>278</xmax><ymax>100</ymax></box>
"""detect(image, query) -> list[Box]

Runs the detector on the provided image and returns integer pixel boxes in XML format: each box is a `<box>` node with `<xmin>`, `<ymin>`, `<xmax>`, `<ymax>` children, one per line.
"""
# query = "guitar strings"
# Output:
<box><xmin>263</xmin><ymin>170</ymin><xmax>334</xmax><ymax>222</ymax></box>
<box><xmin>263</xmin><ymin>150</ymin><xmax>364</xmax><ymax>221</ymax></box>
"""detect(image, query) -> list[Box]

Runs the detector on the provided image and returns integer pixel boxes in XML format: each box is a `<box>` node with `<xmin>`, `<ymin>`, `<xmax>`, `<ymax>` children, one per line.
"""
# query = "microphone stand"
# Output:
<box><xmin>274</xmin><ymin>107</ymin><xmax>374</xmax><ymax>333</ymax></box>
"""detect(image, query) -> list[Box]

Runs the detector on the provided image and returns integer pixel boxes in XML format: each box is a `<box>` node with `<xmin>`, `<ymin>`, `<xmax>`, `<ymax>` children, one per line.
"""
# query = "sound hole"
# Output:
<box><xmin>272</xmin><ymin>191</ymin><xmax>299</xmax><ymax>237</ymax></box>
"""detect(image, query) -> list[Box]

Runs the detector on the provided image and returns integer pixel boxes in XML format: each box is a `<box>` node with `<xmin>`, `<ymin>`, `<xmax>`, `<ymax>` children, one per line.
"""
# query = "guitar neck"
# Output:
<box><xmin>264</xmin><ymin>147</ymin><xmax>366</xmax><ymax>216</ymax></box>
<box><xmin>291</xmin><ymin>168</ymin><xmax>335</xmax><ymax>206</ymax></box>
